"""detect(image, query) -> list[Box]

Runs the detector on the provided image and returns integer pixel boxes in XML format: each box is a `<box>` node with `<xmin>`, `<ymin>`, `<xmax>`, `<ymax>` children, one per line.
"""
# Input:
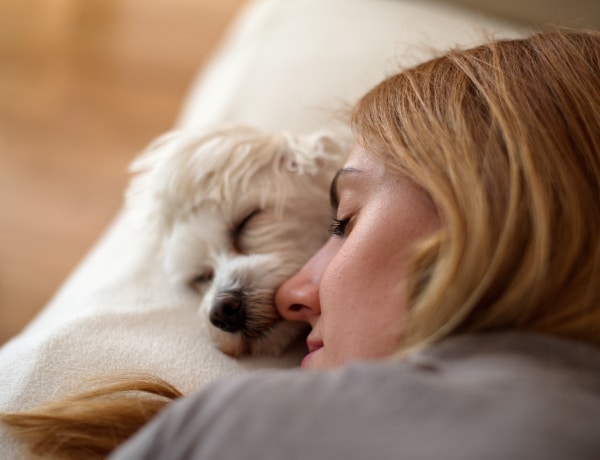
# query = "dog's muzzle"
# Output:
<box><xmin>210</xmin><ymin>291</ymin><xmax>246</xmax><ymax>333</ymax></box>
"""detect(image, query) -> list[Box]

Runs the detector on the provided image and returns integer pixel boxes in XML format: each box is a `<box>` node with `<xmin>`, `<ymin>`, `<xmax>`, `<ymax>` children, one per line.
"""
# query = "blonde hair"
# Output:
<box><xmin>351</xmin><ymin>29</ymin><xmax>600</xmax><ymax>350</ymax></box>
<box><xmin>3</xmin><ymin>29</ymin><xmax>600</xmax><ymax>458</ymax></box>
<box><xmin>1</xmin><ymin>375</ymin><xmax>181</xmax><ymax>459</ymax></box>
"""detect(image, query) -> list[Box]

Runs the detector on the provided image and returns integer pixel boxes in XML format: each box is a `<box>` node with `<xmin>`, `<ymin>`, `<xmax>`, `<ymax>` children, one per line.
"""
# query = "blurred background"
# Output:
<box><xmin>0</xmin><ymin>0</ymin><xmax>247</xmax><ymax>344</ymax></box>
<box><xmin>0</xmin><ymin>0</ymin><xmax>598</xmax><ymax>346</ymax></box>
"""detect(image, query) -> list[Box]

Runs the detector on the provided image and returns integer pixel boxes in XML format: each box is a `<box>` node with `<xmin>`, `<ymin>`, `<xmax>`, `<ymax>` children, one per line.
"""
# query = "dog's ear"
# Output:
<box><xmin>124</xmin><ymin>131</ymin><xmax>185</xmax><ymax>234</ymax></box>
<box><xmin>279</xmin><ymin>131</ymin><xmax>349</xmax><ymax>176</ymax></box>
<box><xmin>127</xmin><ymin>130</ymin><xmax>186</xmax><ymax>181</ymax></box>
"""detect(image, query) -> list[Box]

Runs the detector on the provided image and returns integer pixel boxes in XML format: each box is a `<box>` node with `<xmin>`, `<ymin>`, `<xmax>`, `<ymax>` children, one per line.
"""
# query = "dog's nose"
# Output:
<box><xmin>210</xmin><ymin>292</ymin><xmax>245</xmax><ymax>333</ymax></box>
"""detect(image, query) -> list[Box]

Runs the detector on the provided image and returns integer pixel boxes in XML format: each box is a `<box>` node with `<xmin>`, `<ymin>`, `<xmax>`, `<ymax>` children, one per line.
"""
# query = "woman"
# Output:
<box><xmin>276</xmin><ymin>141</ymin><xmax>441</xmax><ymax>369</ymax></box>
<box><xmin>5</xmin><ymin>29</ymin><xmax>600</xmax><ymax>459</ymax></box>
<box><xmin>276</xmin><ymin>27</ymin><xmax>600</xmax><ymax>370</ymax></box>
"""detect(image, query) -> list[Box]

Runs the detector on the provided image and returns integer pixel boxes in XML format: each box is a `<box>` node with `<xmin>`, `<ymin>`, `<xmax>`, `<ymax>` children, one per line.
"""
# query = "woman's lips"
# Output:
<box><xmin>306</xmin><ymin>339</ymin><xmax>323</xmax><ymax>353</ymax></box>
<box><xmin>301</xmin><ymin>339</ymin><xmax>324</xmax><ymax>368</ymax></box>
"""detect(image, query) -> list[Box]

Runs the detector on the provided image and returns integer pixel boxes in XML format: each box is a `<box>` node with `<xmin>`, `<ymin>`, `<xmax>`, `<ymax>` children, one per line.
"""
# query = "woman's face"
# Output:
<box><xmin>275</xmin><ymin>145</ymin><xmax>440</xmax><ymax>369</ymax></box>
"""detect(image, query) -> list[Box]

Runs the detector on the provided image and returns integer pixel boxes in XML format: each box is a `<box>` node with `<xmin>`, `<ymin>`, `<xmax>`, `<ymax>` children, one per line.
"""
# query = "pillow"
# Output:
<box><xmin>177</xmin><ymin>0</ymin><xmax>525</xmax><ymax>133</ymax></box>
<box><xmin>0</xmin><ymin>0</ymin><xmax>524</xmax><ymax>455</ymax></box>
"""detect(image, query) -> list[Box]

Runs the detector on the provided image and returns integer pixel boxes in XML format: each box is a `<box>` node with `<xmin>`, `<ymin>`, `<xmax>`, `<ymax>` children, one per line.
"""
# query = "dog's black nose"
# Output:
<box><xmin>210</xmin><ymin>293</ymin><xmax>245</xmax><ymax>333</ymax></box>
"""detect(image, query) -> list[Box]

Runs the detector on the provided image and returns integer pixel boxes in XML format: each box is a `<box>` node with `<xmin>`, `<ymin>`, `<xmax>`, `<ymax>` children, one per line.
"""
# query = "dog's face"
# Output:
<box><xmin>128</xmin><ymin>126</ymin><xmax>348</xmax><ymax>356</ymax></box>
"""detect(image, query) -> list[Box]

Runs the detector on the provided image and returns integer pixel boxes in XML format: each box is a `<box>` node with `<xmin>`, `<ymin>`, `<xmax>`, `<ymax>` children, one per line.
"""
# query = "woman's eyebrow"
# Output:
<box><xmin>330</xmin><ymin>167</ymin><xmax>361</xmax><ymax>212</ymax></box>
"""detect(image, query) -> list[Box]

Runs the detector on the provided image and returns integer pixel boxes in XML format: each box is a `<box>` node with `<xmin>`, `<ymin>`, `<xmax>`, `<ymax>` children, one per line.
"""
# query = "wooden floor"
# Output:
<box><xmin>0</xmin><ymin>0</ymin><xmax>248</xmax><ymax>344</ymax></box>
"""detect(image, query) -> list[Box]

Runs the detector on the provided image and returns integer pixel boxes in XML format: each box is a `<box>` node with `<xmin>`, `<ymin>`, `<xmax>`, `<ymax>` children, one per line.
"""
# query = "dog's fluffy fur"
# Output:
<box><xmin>127</xmin><ymin>126</ymin><xmax>347</xmax><ymax>356</ymax></box>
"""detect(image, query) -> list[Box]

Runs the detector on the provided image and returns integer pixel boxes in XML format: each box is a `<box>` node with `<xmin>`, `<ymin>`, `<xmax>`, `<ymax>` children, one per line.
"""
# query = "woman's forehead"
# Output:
<box><xmin>344</xmin><ymin>144</ymin><xmax>385</xmax><ymax>173</ymax></box>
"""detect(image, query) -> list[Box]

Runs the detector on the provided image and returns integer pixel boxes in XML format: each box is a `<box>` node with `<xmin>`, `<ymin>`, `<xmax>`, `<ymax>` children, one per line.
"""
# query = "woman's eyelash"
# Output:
<box><xmin>328</xmin><ymin>217</ymin><xmax>349</xmax><ymax>237</ymax></box>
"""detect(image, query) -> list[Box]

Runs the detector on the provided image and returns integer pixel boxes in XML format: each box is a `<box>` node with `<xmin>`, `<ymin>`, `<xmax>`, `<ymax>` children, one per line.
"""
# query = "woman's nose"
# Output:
<box><xmin>275</xmin><ymin>240</ymin><xmax>335</xmax><ymax>324</ymax></box>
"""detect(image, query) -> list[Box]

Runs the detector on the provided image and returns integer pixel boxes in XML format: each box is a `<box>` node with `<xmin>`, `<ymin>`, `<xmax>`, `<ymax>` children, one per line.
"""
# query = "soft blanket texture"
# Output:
<box><xmin>0</xmin><ymin>0</ymin><xmax>524</xmax><ymax>456</ymax></box>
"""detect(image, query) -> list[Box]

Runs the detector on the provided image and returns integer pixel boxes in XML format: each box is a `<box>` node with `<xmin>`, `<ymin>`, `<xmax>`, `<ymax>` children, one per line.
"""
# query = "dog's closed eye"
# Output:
<box><xmin>232</xmin><ymin>208</ymin><xmax>261</xmax><ymax>254</ymax></box>
<box><xmin>192</xmin><ymin>269</ymin><xmax>214</xmax><ymax>287</ymax></box>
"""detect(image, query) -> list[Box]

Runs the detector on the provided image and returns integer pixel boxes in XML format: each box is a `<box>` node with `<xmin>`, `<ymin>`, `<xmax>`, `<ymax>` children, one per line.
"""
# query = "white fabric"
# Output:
<box><xmin>178</xmin><ymin>0</ymin><xmax>525</xmax><ymax>133</ymax></box>
<box><xmin>0</xmin><ymin>0</ymin><xmax>524</xmax><ymax>456</ymax></box>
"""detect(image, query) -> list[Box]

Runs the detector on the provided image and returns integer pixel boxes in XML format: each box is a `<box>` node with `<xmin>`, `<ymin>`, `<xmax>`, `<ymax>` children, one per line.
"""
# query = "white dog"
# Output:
<box><xmin>127</xmin><ymin>126</ymin><xmax>347</xmax><ymax>357</ymax></box>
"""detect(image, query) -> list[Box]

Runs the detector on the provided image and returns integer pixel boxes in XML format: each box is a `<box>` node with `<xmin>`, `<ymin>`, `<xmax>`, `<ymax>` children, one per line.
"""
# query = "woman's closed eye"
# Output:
<box><xmin>329</xmin><ymin>217</ymin><xmax>350</xmax><ymax>238</ymax></box>
<box><xmin>329</xmin><ymin>167</ymin><xmax>361</xmax><ymax>239</ymax></box>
